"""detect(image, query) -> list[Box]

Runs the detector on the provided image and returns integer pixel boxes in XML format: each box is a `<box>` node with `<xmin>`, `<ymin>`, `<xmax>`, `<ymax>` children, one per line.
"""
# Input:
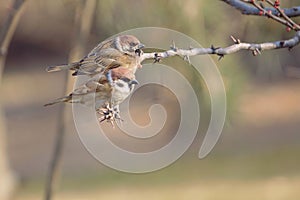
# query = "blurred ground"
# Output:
<box><xmin>2</xmin><ymin>59</ymin><xmax>300</xmax><ymax>200</ymax></box>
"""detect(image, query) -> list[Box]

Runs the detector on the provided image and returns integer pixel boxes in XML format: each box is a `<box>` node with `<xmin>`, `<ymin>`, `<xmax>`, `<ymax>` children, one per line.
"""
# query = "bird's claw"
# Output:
<box><xmin>97</xmin><ymin>104</ymin><xmax>123</xmax><ymax>127</ymax></box>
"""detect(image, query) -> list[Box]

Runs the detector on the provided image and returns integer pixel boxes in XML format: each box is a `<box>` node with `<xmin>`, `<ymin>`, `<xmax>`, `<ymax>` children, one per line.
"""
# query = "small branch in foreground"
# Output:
<box><xmin>140</xmin><ymin>31</ymin><xmax>300</xmax><ymax>62</ymax></box>
<box><xmin>221</xmin><ymin>0</ymin><xmax>300</xmax><ymax>17</ymax></box>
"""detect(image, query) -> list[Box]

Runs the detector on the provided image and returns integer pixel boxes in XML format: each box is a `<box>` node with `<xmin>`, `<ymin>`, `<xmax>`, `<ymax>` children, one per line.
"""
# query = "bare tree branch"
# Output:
<box><xmin>140</xmin><ymin>0</ymin><xmax>300</xmax><ymax>63</ymax></box>
<box><xmin>221</xmin><ymin>0</ymin><xmax>300</xmax><ymax>18</ymax></box>
<box><xmin>247</xmin><ymin>0</ymin><xmax>297</xmax><ymax>30</ymax></box>
<box><xmin>264</xmin><ymin>0</ymin><xmax>300</xmax><ymax>30</ymax></box>
<box><xmin>240</xmin><ymin>0</ymin><xmax>300</xmax><ymax>31</ymax></box>
<box><xmin>140</xmin><ymin>31</ymin><xmax>300</xmax><ymax>62</ymax></box>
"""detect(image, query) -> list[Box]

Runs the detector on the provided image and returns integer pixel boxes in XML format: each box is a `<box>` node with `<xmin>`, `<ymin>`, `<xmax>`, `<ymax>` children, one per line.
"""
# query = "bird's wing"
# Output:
<box><xmin>72</xmin><ymin>77</ymin><xmax>111</xmax><ymax>96</ymax></box>
<box><xmin>75</xmin><ymin>48</ymin><xmax>124</xmax><ymax>76</ymax></box>
<box><xmin>90</xmin><ymin>37</ymin><xmax>114</xmax><ymax>52</ymax></box>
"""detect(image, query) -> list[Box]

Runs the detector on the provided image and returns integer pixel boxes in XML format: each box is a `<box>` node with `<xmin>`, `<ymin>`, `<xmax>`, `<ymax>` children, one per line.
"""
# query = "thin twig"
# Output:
<box><xmin>221</xmin><ymin>0</ymin><xmax>300</xmax><ymax>17</ymax></box>
<box><xmin>246</xmin><ymin>0</ymin><xmax>296</xmax><ymax>30</ymax></box>
<box><xmin>140</xmin><ymin>31</ymin><xmax>300</xmax><ymax>62</ymax></box>
<box><xmin>265</xmin><ymin>0</ymin><xmax>300</xmax><ymax>30</ymax></box>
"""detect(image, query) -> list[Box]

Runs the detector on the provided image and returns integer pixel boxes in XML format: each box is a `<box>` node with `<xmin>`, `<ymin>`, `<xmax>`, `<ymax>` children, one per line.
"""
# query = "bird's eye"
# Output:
<box><xmin>130</xmin><ymin>42</ymin><xmax>137</xmax><ymax>46</ymax></box>
<box><xmin>135</xmin><ymin>49</ymin><xmax>141</xmax><ymax>56</ymax></box>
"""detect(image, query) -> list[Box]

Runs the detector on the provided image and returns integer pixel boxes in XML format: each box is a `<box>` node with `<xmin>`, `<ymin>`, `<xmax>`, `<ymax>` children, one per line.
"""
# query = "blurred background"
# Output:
<box><xmin>1</xmin><ymin>0</ymin><xmax>300</xmax><ymax>199</ymax></box>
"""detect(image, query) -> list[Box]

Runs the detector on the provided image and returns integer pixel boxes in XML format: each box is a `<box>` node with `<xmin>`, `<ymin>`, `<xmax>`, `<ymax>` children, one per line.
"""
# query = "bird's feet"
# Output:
<box><xmin>97</xmin><ymin>103</ymin><xmax>123</xmax><ymax>127</ymax></box>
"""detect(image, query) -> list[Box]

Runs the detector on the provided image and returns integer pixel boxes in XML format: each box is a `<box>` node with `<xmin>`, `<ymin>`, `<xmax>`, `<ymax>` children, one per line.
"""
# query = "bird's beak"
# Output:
<box><xmin>138</xmin><ymin>43</ymin><xmax>145</xmax><ymax>49</ymax></box>
<box><xmin>130</xmin><ymin>80</ymin><xmax>139</xmax><ymax>85</ymax></box>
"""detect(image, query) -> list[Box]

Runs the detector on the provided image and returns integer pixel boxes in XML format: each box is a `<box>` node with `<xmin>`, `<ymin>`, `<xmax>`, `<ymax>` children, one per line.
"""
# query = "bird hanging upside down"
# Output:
<box><xmin>44</xmin><ymin>73</ymin><xmax>138</xmax><ymax>125</ymax></box>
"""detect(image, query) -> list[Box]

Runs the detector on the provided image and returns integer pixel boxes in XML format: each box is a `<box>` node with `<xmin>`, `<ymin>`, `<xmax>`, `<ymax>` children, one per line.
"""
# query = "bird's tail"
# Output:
<box><xmin>44</xmin><ymin>95</ymin><xmax>71</xmax><ymax>106</ymax></box>
<box><xmin>46</xmin><ymin>62</ymin><xmax>80</xmax><ymax>72</ymax></box>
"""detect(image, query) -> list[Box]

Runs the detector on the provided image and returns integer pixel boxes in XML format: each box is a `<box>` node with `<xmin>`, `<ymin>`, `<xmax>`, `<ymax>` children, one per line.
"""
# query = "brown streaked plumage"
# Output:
<box><xmin>44</xmin><ymin>70</ymin><xmax>138</xmax><ymax>110</ymax></box>
<box><xmin>46</xmin><ymin>35</ymin><xmax>144</xmax><ymax>77</ymax></box>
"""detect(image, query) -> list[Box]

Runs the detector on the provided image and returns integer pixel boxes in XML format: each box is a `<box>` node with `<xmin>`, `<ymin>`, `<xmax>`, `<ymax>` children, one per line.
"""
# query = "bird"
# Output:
<box><xmin>46</xmin><ymin>35</ymin><xmax>144</xmax><ymax>78</ymax></box>
<box><xmin>44</xmin><ymin>72</ymin><xmax>138</xmax><ymax>123</ymax></box>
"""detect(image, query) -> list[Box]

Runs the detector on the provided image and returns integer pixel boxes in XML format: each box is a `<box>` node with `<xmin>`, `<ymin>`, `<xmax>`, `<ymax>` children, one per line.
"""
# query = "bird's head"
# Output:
<box><xmin>115</xmin><ymin>35</ymin><xmax>145</xmax><ymax>56</ymax></box>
